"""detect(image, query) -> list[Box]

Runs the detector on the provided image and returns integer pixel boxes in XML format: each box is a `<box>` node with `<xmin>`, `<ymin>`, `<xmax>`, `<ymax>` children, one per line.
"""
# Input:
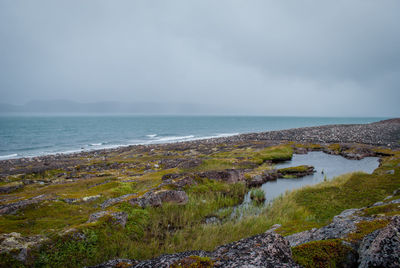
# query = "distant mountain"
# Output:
<box><xmin>0</xmin><ymin>100</ymin><xmax>226</xmax><ymax>115</ymax></box>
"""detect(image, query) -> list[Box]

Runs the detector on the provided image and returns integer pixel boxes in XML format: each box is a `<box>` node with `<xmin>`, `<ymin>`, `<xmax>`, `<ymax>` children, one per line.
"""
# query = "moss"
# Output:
<box><xmin>292</xmin><ymin>239</ymin><xmax>354</xmax><ymax>268</ymax></box>
<box><xmin>170</xmin><ymin>256</ymin><xmax>214</xmax><ymax>268</ymax></box>
<box><xmin>346</xmin><ymin>219</ymin><xmax>390</xmax><ymax>242</ymax></box>
<box><xmin>362</xmin><ymin>203</ymin><xmax>400</xmax><ymax>217</ymax></box>
<box><xmin>278</xmin><ymin>165</ymin><xmax>311</xmax><ymax>175</ymax></box>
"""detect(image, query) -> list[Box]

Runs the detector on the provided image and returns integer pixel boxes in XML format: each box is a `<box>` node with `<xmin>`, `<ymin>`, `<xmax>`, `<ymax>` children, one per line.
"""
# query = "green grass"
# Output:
<box><xmin>278</xmin><ymin>165</ymin><xmax>311</xmax><ymax>174</ymax></box>
<box><xmin>250</xmin><ymin>188</ymin><xmax>266</xmax><ymax>204</ymax></box>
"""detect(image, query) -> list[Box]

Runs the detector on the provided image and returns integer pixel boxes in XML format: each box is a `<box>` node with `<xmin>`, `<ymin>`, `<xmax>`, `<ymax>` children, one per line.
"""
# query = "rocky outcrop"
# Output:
<box><xmin>211</xmin><ymin>231</ymin><xmax>299</xmax><ymax>267</ymax></box>
<box><xmin>129</xmin><ymin>190</ymin><xmax>188</xmax><ymax>208</ymax></box>
<box><xmin>286</xmin><ymin>208</ymin><xmax>367</xmax><ymax>247</ymax></box>
<box><xmin>197</xmin><ymin>169</ymin><xmax>245</xmax><ymax>184</ymax></box>
<box><xmin>0</xmin><ymin>232</ymin><xmax>47</xmax><ymax>263</ymax></box>
<box><xmin>101</xmin><ymin>193</ymin><xmax>137</xmax><ymax>209</ymax></box>
<box><xmin>0</xmin><ymin>194</ymin><xmax>53</xmax><ymax>215</ymax></box>
<box><xmin>0</xmin><ymin>183</ymin><xmax>23</xmax><ymax>194</ymax></box>
<box><xmin>87</xmin><ymin>211</ymin><xmax>128</xmax><ymax>227</ymax></box>
<box><xmin>358</xmin><ymin>216</ymin><xmax>400</xmax><ymax>268</ymax></box>
<box><xmin>91</xmin><ymin>232</ymin><xmax>299</xmax><ymax>268</ymax></box>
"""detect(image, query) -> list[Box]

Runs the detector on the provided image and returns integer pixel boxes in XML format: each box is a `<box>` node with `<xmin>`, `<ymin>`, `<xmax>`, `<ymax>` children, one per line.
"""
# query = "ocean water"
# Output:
<box><xmin>0</xmin><ymin>115</ymin><xmax>386</xmax><ymax>159</ymax></box>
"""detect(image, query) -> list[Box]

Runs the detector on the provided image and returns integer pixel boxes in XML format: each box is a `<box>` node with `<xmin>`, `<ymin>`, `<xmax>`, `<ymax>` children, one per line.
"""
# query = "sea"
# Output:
<box><xmin>0</xmin><ymin>115</ymin><xmax>387</xmax><ymax>160</ymax></box>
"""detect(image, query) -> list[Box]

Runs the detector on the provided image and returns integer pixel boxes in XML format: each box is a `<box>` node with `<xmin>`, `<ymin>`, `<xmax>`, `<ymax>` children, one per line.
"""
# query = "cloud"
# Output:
<box><xmin>0</xmin><ymin>0</ymin><xmax>399</xmax><ymax>116</ymax></box>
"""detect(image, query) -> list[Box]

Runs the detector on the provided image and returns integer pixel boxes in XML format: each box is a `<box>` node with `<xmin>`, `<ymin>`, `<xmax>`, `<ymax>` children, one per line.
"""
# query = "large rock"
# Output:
<box><xmin>210</xmin><ymin>232</ymin><xmax>299</xmax><ymax>267</ymax></box>
<box><xmin>87</xmin><ymin>211</ymin><xmax>128</xmax><ymax>227</ymax></box>
<box><xmin>286</xmin><ymin>208</ymin><xmax>364</xmax><ymax>247</ymax></box>
<box><xmin>0</xmin><ymin>232</ymin><xmax>47</xmax><ymax>263</ymax></box>
<box><xmin>247</xmin><ymin>170</ymin><xmax>279</xmax><ymax>187</ymax></box>
<box><xmin>198</xmin><ymin>169</ymin><xmax>245</xmax><ymax>183</ymax></box>
<box><xmin>358</xmin><ymin>216</ymin><xmax>400</xmax><ymax>268</ymax></box>
<box><xmin>90</xmin><ymin>232</ymin><xmax>299</xmax><ymax>268</ymax></box>
<box><xmin>129</xmin><ymin>190</ymin><xmax>188</xmax><ymax>208</ymax></box>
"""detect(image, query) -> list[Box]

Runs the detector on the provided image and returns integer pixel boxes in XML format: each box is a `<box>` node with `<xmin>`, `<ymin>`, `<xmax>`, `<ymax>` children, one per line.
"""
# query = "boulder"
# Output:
<box><xmin>87</xmin><ymin>211</ymin><xmax>128</xmax><ymax>227</ymax></box>
<box><xmin>211</xmin><ymin>232</ymin><xmax>299</xmax><ymax>267</ymax></box>
<box><xmin>0</xmin><ymin>232</ymin><xmax>47</xmax><ymax>263</ymax></box>
<box><xmin>129</xmin><ymin>190</ymin><xmax>188</xmax><ymax>208</ymax></box>
<box><xmin>358</xmin><ymin>216</ymin><xmax>400</xmax><ymax>268</ymax></box>
<box><xmin>198</xmin><ymin>169</ymin><xmax>245</xmax><ymax>183</ymax></box>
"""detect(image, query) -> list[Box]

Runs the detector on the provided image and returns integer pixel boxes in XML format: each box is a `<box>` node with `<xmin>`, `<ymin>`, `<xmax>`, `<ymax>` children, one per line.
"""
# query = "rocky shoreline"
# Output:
<box><xmin>1</xmin><ymin>118</ymin><xmax>399</xmax><ymax>178</ymax></box>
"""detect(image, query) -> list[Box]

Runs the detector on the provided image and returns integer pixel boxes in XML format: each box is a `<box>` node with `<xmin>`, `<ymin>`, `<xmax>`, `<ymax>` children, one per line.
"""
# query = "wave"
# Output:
<box><xmin>146</xmin><ymin>134</ymin><xmax>157</xmax><ymax>138</ymax></box>
<box><xmin>0</xmin><ymin>153</ymin><xmax>18</xmax><ymax>160</ymax></box>
<box><xmin>153</xmin><ymin>135</ymin><xmax>195</xmax><ymax>142</ymax></box>
<box><xmin>89</xmin><ymin>143</ymin><xmax>103</xmax><ymax>146</ymax></box>
<box><xmin>216</xmin><ymin>133</ymin><xmax>239</xmax><ymax>137</ymax></box>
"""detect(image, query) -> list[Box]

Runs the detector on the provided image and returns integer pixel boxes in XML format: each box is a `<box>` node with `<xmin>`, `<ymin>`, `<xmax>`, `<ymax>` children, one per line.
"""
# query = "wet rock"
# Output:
<box><xmin>358</xmin><ymin>216</ymin><xmax>400</xmax><ymax>268</ymax></box>
<box><xmin>0</xmin><ymin>232</ymin><xmax>47</xmax><ymax>263</ymax></box>
<box><xmin>0</xmin><ymin>194</ymin><xmax>52</xmax><ymax>215</ymax></box>
<box><xmin>87</xmin><ymin>211</ymin><xmax>128</xmax><ymax>227</ymax></box>
<box><xmin>198</xmin><ymin>169</ymin><xmax>245</xmax><ymax>184</ymax></box>
<box><xmin>247</xmin><ymin>174</ymin><xmax>265</xmax><ymax>187</ymax></box>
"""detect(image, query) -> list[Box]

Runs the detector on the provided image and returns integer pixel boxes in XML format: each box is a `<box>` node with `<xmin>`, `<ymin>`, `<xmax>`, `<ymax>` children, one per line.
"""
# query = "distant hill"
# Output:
<box><xmin>0</xmin><ymin>100</ymin><xmax>225</xmax><ymax>115</ymax></box>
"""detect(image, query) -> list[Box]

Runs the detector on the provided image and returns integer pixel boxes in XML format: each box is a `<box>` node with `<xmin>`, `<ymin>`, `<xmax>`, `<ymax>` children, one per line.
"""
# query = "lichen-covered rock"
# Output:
<box><xmin>129</xmin><ymin>190</ymin><xmax>188</xmax><ymax>208</ymax></box>
<box><xmin>211</xmin><ymin>232</ymin><xmax>299</xmax><ymax>267</ymax></box>
<box><xmin>87</xmin><ymin>211</ymin><xmax>128</xmax><ymax>227</ymax></box>
<box><xmin>358</xmin><ymin>216</ymin><xmax>400</xmax><ymax>268</ymax></box>
<box><xmin>101</xmin><ymin>193</ymin><xmax>137</xmax><ymax>209</ymax></box>
<box><xmin>198</xmin><ymin>169</ymin><xmax>245</xmax><ymax>183</ymax></box>
<box><xmin>286</xmin><ymin>208</ymin><xmax>364</xmax><ymax>247</ymax></box>
<box><xmin>0</xmin><ymin>194</ymin><xmax>52</xmax><ymax>215</ymax></box>
<box><xmin>0</xmin><ymin>232</ymin><xmax>47</xmax><ymax>263</ymax></box>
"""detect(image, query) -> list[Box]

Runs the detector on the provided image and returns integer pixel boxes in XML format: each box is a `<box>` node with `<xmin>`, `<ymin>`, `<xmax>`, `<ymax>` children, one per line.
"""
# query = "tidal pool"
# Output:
<box><xmin>243</xmin><ymin>151</ymin><xmax>380</xmax><ymax>205</ymax></box>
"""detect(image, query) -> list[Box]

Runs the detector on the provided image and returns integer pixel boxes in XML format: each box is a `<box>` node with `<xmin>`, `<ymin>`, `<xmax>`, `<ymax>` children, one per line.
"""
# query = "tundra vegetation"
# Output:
<box><xmin>0</xmin><ymin>140</ymin><xmax>399</xmax><ymax>267</ymax></box>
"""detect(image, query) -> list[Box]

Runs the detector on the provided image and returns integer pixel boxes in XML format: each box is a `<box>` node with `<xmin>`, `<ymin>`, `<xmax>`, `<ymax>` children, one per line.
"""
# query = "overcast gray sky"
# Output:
<box><xmin>0</xmin><ymin>1</ymin><xmax>399</xmax><ymax>116</ymax></box>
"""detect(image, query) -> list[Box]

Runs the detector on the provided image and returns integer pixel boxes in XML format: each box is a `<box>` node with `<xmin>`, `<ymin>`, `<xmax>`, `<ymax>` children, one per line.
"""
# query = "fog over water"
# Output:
<box><xmin>1</xmin><ymin>1</ymin><xmax>400</xmax><ymax>116</ymax></box>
